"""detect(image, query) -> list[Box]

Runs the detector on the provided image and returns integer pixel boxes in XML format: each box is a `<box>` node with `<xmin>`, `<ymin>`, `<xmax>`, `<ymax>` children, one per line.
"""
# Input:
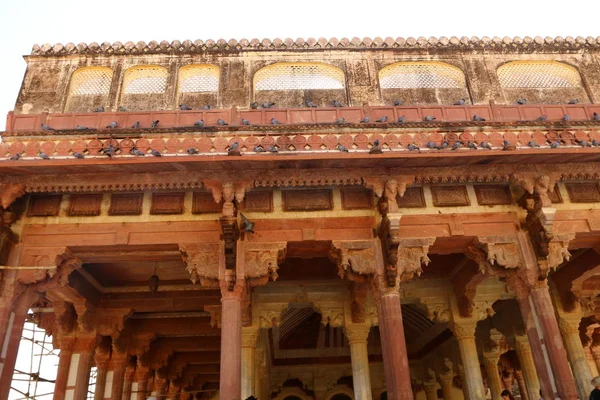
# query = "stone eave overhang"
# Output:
<box><xmin>27</xmin><ymin>36</ymin><xmax>600</xmax><ymax>58</ymax></box>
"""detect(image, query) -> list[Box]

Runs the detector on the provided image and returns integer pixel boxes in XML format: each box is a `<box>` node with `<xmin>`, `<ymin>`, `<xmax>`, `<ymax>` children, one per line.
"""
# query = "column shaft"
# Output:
<box><xmin>136</xmin><ymin>378</ymin><xmax>148</xmax><ymax>400</ymax></box>
<box><xmin>53</xmin><ymin>348</ymin><xmax>74</xmax><ymax>400</ymax></box>
<box><xmin>73</xmin><ymin>350</ymin><xmax>95</xmax><ymax>400</ymax></box>
<box><xmin>514</xmin><ymin>294</ymin><xmax>555</xmax><ymax>400</ymax></box>
<box><xmin>377</xmin><ymin>292</ymin><xmax>413</xmax><ymax>400</ymax></box>
<box><xmin>514</xmin><ymin>336</ymin><xmax>541</xmax><ymax>400</ymax></box>
<box><xmin>219</xmin><ymin>289</ymin><xmax>243</xmax><ymax>399</ymax></box>
<box><xmin>515</xmin><ymin>371</ymin><xmax>529</xmax><ymax>400</ymax></box>
<box><xmin>453</xmin><ymin>325</ymin><xmax>485</xmax><ymax>400</ymax></box>
<box><xmin>439</xmin><ymin>377</ymin><xmax>456</xmax><ymax>400</ymax></box>
<box><xmin>585</xmin><ymin>346</ymin><xmax>599</xmax><ymax>378</ymax></box>
<box><xmin>0</xmin><ymin>306</ymin><xmax>26</xmax><ymax>400</ymax></box>
<box><xmin>530</xmin><ymin>287</ymin><xmax>578</xmax><ymax>400</ymax></box>
<box><xmin>559</xmin><ymin>318</ymin><xmax>593</xmax><ymax>400</ymax></box>
<box><xmin>241</xmin><ymin>346</ymin><xmax>256</xmax><ymax>399</ymax></box>
<box><xmin>111</xmin><ymin>355</ymin><xmax>128</xmax><ymax>400</ymax></box>
<box><xmin>482</xmin><ymin>355</ymin><xmax>503</xmax><ymax>400</ymax></box>
<box><xmin>346</xmin><ymin>324</ymin><xmax>372</xmax><ymax>400</ymax></box>
<box><xmin>94</xmin><ymin>367</ymin><xmax>108</xmax><ymax>400</ymax></box>
<box><xmin>423</xmin><ymin>383</ymin><xmax>438</xmax><ymax>400</ymax></box>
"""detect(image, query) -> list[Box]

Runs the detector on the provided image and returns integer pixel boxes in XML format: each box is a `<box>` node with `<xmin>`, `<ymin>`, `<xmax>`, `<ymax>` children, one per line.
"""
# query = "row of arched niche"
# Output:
<box><xmin>63</xmin><ymin>60</ymin><xmax>586</xmax><ymax>112</ymax></box>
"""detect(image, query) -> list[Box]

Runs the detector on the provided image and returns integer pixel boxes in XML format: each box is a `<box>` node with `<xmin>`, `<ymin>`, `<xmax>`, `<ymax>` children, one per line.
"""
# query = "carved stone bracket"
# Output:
<box><xmin>418</xmin><ymin>298</ymin><xmax>451</xmax><ymax>323</ymax></box>
<box><xmin>313</xmin><ymin>302</ymin><xmax>345</xmax><ymax>327</ymax></box>
<box><xmin>0</xmin><ymin>183</ymin><xmax>26</xmax><ymax>209</ymax></box>
<box><xmin>205</xmin><ymin>305</ymin><xmax>222</xmax><ymax>328</ymax></box>
<box><xmin>179</xmin><ymin>242</ymin><xmax>222</xmax><ymax>287</ymax></box>
<box><xmin>538</xmin><ymin>233</ymin><xmax>574</xmax><ymax>278</ymax></box>
<box><xmin>16</xmin><ymin>247</ymin><xmax>82</xmax><ymax>286</ymax></box>
<box><xmin>363</xmin><ymin>176</ymin><xmax>415</xmax><ymax>214</ymax></box>
<box><xmin>243</xmin><ymin>242</ymin><xmax>287</xmax><ymax>287</ymax></box>
<box><xmin>220</xmin><ymin>216</ymin><xmax>239</xmax><ymax>290</ymax></box>
<box><xmin>203</xmin><ymin>179</ymin><xmax>254</xmax><ymax>217</ymax></box>
<box><xmin>452</xmin><ymin>258</ymin><xmax>488</xmax><ymax>318</ymax></box>
<box><xmin>476</xmin><ymin>236</ymin><xmax>522</xmax><ymax>269</ymax></box>
<box><xmin>330</xmin><ymin>240</ymin><xmax>376</xmax><ymax>283</ymax></box>
<box><xmin>396</xmin><ymin>238</ymin><xmax>436</xmax><ymax>284</ymax></box>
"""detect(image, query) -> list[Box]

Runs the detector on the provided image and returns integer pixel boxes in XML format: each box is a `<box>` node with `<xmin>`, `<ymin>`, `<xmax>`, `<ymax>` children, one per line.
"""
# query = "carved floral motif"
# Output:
<box><xmin>396</xmin><ymin>238</ymin><xmax>436</xmax><ymax>283</ymax></box>
<box><xmin>244</xmin><ymin>242</ymin><xmax>287</xmax><ymax>286</ymax></box>
<box><xmin>179</xmin><ymin>243</ymin><xmax>221</xmax><ymax>286</ymax></box>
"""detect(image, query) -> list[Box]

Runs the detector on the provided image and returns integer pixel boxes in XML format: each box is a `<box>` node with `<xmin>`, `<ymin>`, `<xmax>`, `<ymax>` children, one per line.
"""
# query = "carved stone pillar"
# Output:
<box><xmin>241</xmin><ymin>326</ymin><xmax>259</xmax><ymax>399</ymax></box>
<box><xmin>53</xmin><ymin>338</ymin><xmax>75</xmax><ymax>400</ymax></box>
<box><xmin>450</xmin><ymin>323</ymin><xmax>485</xmax><ymax>400</ymax></box>
<box><xmin>529</xmin><ymin>285</ymin><xmax>578</xmax><ymax>400</ymax></box>
<box><xmin>93</xmin><ymin>345</ymin><xmax>110</xmax><ymax>400</ymax></box>
<box><xmin>482</xmin><ymin>351</ymin><xmax>503</xmax><ymax>400</ymax></box>
<box><xmin>439</xmin><ymin>371</ymin><xmax>457</xmax><ymax>400</ymax></box>
<box><xmin>72</xmin><ymin>336</ymin><xmax>97</xmax><ymax>400</ymax></box>
<box><xmin>344</xmin><ymin>324</ymin><xmax>373</xmax><ymax>400</ymax></box>
<box><xmin>514</xmin><ymin>370</ymin><xmax>529</xmax><ymax>400</ymax></box>
<box><xmin>423</xmin><ymin>378</ymin><xmax>438</xmax><ymax>400</ymax></box>
<box><xmin>220</xmin><ymin>282</ymin><xmax>245</xmax><ymax>399</ymax></box>
<box><xmin>0</xmin><ymin>289</ymin><xmax>27</xmax><ymax>400</ymax></box>
<box><xmin>592</xmin><ymin>345</ymin><xmax>600</xmax><ymax>377</ymax></box>
<box><xmin>457</xmin><ymin>364</ymin><xmax>469</xmax><ymax>400</ymax></box>
<box><xmin>123</xmin><ymin>359</ymin><xmax>136</xmax><ymax>400</ymax></box>
<box><xmin>133</xmin><ymin>365</ymin><xmax>150</xmax><ymax>400</ymax></box>
<box><xmin>558</xmin><ymin>315</ymin><xmax>593</xmax><ymax>400</ymax></box>
<box><xmin>585</xmin><ymin>345</ymin><xmax>599</xmax><ymax>378</ymax></box>
<box><xmin>110</xmin><ymin>350</ymin><xmax>129</xmax><ymax>400</ymax></box>
<box><xmin>514</xmin><ymin>335</ymin><xmax>540</xmax><ymax>400</ymax></box>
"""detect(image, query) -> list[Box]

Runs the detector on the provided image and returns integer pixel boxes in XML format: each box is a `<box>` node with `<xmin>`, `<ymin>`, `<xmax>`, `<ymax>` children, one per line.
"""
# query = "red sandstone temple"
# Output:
<box><xmin>1</xmin><ymin>35</ymin><xmax>600</xmax><ymax>400</ymax></box>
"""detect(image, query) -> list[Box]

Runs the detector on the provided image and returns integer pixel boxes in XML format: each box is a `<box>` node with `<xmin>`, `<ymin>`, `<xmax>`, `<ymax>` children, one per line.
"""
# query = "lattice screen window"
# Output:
<box><xmin>122</xmin><ymin>65</ymin><xmax>168</xmax><ymax>94</ymax></box>
<box><xmin>254</xmin><ymin>63</ymin><xmax>345</xmax><ymax>91</ymax></box>
<box><xmin>497</xmin><ymin>61</ymin><xmax>582</xmax><ymax>88</ymax></box>
<box><xmin>379</xmin><ymin>62</ymin><xmax>466</xmax><ymax>89</ymax></box>
<box><xmin>68</xmin><ymin>67</ymin><xmax>113</xmax><ymax>96</ymax></box>
<box><xmin>178</xmin><ymin>65</ymin><xmax>219</xmax><ymax>93</ymax></box>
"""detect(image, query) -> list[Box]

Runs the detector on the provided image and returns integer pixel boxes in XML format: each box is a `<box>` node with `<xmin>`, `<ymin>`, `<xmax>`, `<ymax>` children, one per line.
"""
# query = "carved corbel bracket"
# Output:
<box><xmin>395</xmin><ymin>237</ymin><xmax>436</xmax><ymax>284</ymax></box>
<box><xmin>452</xmin><ymin>254</ymin><xmax>489</xmax><ymax>318</ymax></box>
<box><xmin>179</xmin><ymin>243</ymin><xmax>222</xmax><ymax>287</ymax></box>
<box><xmin>220</xmin><ymin>217</ymin><xmax>239</xmax><ymax>290</ymax></box>
<box><xmin>331</xmin><ymin>240</ymin><xmax>376</xmax><ymax>283</ymax></box>
<box><xmin>476</xmin><ymin>236</ymin><xmax>522</xmax><ymax>269</ymax></box>
<box><xmin>243</xmin><ymin>242</ymin><xmax>287</xmax><ymax>287</ymax></box>
<box><xmin>73</xmin><ymin>301</ymin><xmax>96</xmax><ymax>333</ymax></box>
<box><xmin>511</xmin><ymin>172</ymin><xmax>561</xmax><ymax>209</ymax></box>
<box><xmin>256</xmin><ymin>304</ymin><xmax>287</xmax><ymax>328</ymax></box>
<box><xmin>16</xmin><ymin>247</ymin><xmax>82</xmax><ymax>286</ymax></box>
<box><xmin>204</xmin><ymin>305</ymin><xmax>222</xmax><ymax>328</ymax></box>
<box><xmin>313</xmin><ymin>302</ymin><xmax>345</xmax><ymax>327</ymax></box>
<box><xmin>363</xmin><ymin>176</ymin><xmax>414</xmax><ymax>214</ymax></box>
<box><xmin>418</xmin><ymin>298</ymin><xmax>451</xmax><ymax>323</ymax></box>
<box><xmin>95</xmin><ymin>308</ymin><xmax>133</xmax><ymax>338</ymax></box>
<box><xmin>0</xmin><ymin>183</ymin><xmax>26</xmax><ymax>210</ymax></box>
<box><xmin>203</xmin><ymin>179</ymin><xmax>254</xmax><ymax>217</ymax></box>
<box><xmin>538</xmin><ymin>233</ymin><xmax>574</xmax><ymax>278</ymax></box>
<box><xmin>473</xmin><ymin>301</ymin><xmax>496</xmax><ymax>321</ymax></box>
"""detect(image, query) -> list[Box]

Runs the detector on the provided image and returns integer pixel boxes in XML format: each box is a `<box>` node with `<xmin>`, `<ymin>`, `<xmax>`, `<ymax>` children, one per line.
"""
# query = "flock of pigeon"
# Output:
<box><xmin>9</xmin><ymin>98</ymin><xmax>600</xmax><ymax>160</ymax></box>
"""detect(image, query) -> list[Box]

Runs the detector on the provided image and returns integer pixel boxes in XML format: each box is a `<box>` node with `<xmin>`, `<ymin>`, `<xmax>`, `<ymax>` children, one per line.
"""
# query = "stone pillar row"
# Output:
<box><xmin>451</xmin><ymin>323</ymin><xmax>486</xmax><ymax>400</ymax></box>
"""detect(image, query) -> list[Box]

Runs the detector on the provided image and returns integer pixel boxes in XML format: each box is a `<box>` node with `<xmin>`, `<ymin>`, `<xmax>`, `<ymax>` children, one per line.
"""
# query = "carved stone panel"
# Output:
<box><xmin>68</xmin><ymin>194</ymin><xmax>102</xmax><ymax>216</ymax></box>
<box><xmin>242</xmin><ymin>190</ymin><xmax>273</xmax><ymax>212</ymax></box>
<box><xmin>192</xmin><ymin>191</ymin><xmax>222</xmax><ymax>214</ymax></box>
<box><xmin>397</xmin><ymin>187</ymin><xmax>425</xmax><ymax>208</ymax></box>
<box><xmin>109</xmin><ymin>193</ymin><xmax>143</xmax><ymax>216</ymax></box>
<box><xmin>282</xmin><ymin>189</ymin><xmax>333</xmax><ymax>211</ymax></box>
<box><xmin>431</xmin><ymin>186</ymin><xmax>470</xmax><ymax>207</ymax></box>
<box><xmin>150</xmin><ymin>192</ymin><xmax>185</xmax><ymax>215</ymax></box>
<box><xmin>340</xmin><ymin>187</ymin><xmax>373</xmax><ymax>210</ymax></box>
<box><xmin>474</xmin><ymin>185</ymin><xmax>512</xmax><ymax>205</ymax></box>
<box><xmin>27</xmin><ymin>194</ymin><xmax>62</xmax><ymax>217</ymax></box>
<box><xmin>548</xmin><ymin>185</ymin><xmax>563</xmax><ymax>203</ymax></box>
<box><xmin>565</xmin><ymin>183</ymin><xmax>600</xmax><ymax>203</ymax></box>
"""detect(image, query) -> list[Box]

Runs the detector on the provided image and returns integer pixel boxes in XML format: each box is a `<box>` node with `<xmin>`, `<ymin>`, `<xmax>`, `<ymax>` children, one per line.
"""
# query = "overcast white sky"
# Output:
<box><xmin>0</xmin><ymin>0</ymin><xmax>599</xmax><ymax>130</ymax></box>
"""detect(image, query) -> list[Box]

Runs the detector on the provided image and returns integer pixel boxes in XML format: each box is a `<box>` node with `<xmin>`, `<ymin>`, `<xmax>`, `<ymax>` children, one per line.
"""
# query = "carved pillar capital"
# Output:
<box><xmin>179</xmin><ymin>242</ymin><xmax>222</xmax><ymax>286</ymax></box>
<box><xmin>558</xmin><ymin>316</ymin><xmax>582</xmax><ymax>335</ymax></box>
<box><xmin>220</xmin><ymin>279</ymin><xmax>247</xmax><ymax>301</ymax></box>
<box><xmin>343</xmin><ymin>323</ymin><xmax>371</xmax><ymax>345</ymax></box>
<box><xmin>450</xmin><ymin>322</ymin><xmax>477</xmax><ymax>340</ymax></box>
<box><xmin>242</xmin><ymin>242</ymin><xmax>287</xmax><ymax>286</ymax></box>
<box><xmin>439</xmin><ymin>358</ymin><xmax>455</xmax><ymax>383</ymax></box>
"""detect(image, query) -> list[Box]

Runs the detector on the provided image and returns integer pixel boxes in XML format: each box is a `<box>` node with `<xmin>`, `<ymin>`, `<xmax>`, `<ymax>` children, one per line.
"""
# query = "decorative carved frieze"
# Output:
<box><xmin>68</xmin><ymin>193</ymin><xmax>102</xmax><ymax>216</ymax></box>
<box><xmin>192</xmin><ymin>191</ymin><xmax>222</xmax><ymax>214</ymax></box>
<box><xmin>431</xmin><ymin>185</ymin><xmax>470</xmax><ymax>207</ymax></box>
<box><xmin>109</xmin><ymin>193</ymin><xmax>143</xmax><ymax>215</ymax></box>
<box><xmin>242</xmin><ymin>190</ymin><xmax>273</xmax><ymax>212</ymax></box>
<box><xmin>565</xmin><ymin>183</ymin><xmax>600</xmax><ymax>203</ymax></box>
<box><xmin>340</xmin><ymin>187</ymin><xmax>373</xmax><ymax>210</ymax></box>
<box><xmin>474</xmin><ymin>185</ymin><xmax>512</xmax><ymax>205</ymax></box>
<box><xmin>282</xmin><ymin>189</ymin><xmax>333</xmax><ymax>211</ymax></box>
<box><xmin>330</xmin><ymin>240</ymin><xmax>376</xmax><ymax>283</ymax></box>
<box><xmin>243</xmin><ymin>242</ymin><xmax>287</xmax><ymax>287</ymax></box>
<box><xmin>397</xmin><ymin>186</ymin><xmax>426</xmax><ymax>208</ymax></box>
<box><xmin>179</xmin><ymin>243</ymin><xmax>222</xmax><ymax>286</ymax></box>
<box><xmin>150</xmin><ymin>192</ymin><xmax>185</xmax><ymax>215</ymax></box>
<box><xmin>27</xmin><ymin>194</ymin><xmax>62</xmax><ymax>216</ymax></box>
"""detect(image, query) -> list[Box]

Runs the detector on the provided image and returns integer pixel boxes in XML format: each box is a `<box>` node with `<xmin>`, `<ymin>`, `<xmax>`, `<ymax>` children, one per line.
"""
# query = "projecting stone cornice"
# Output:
<box><xmin>28</xmin><ymin>36</ymin><xmax>600</xmax><ymax>57</ymax></box>
<box><xmin>2</xmin><ymin>163</ymin><xmax>600</xmax><ymax>194</ymax></box>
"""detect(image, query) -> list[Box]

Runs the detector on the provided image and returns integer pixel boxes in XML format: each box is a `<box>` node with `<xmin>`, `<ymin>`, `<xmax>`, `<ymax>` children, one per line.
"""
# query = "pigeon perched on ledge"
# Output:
<box><xmin>516</xmin><ymin>98</ymin><xmax>527</xmax><ymax>105</ymax></box>
<box><xmin>131</xmin><ymin>121</ymin><xmax>140</xmax><ymax>129</ymax></box>
<box><xmin>179</xmin><ymin>104</ymin><xmax>192</xmax><ymax>110</ymax></box>
<box><xmin>503</xmin><ymin>140</ymin><xmax>516</xmax><ymax>151</ymax></box>
<box><xmin>151</xmin><ymin>120</ymin><xmax>160</xmax><ymax>128</ymax></box>
<box><xmin>187</xmin><ymin>148</ymin><xmax>199</xmax><ymax>154</ymax></box>
<box><xmin>454</xmin><ymin>99</ymin><xmax>466</xmax><ymax>105</ymax></box>
<box><xmin>270</xmin><ymin>117</ymin><xmax>281</xmax><ymax>125</ymax></box>
<box><xmin>393</xmin><ymin>99</ymin><xmax>403</xmax><ymax>106</ymax></box>
<box><xmin>336</xmin><ymin>144</ymin><xmax>349</xmax><ymax>152</ymax></box>
<box><xmin>73</xmin><ymin>152</ymin><xmax>85</xmax><ymax>159</ymax></box>
<box><xmin>262</xmin><ymin>102</ymin><xmax>275</xmax><ymax>109</ymax></box>
<box><xmin>242</xmin><ymin>118</ymin><xmax>251</xmax><ymax>126</ymax></box>
<box><xmin>151</xmin><ymin>149</ymin><xmax>162</xmax><ymax>157</ymax></box>
<box><xmin>369</xmin><ymin>139</ymin><xmax>383</xmax><ymax>154</ymax></box>
<box><xmin>217</xmin><ymin>119</ymin><xmax>228</xmax><ymax>126</ymax></box>
<box><xmin>93</xmin><ymin>106</ymin><xmax>105</xmax><ymax>112</ymax></box>
<box><xmin>118</xmin><ymin>106</ymin><xmax>128</xmax><ymax>112</ymax></box>
<box><xmin>359</xmin><ymin>116</ymin><xmax>370</xmax><ymax>123</ymax></box>
<box><xmin>106</xmin><ymin>121</ymin><xmax>118</xmax><ymax>129</ymax></box>
<box><xmin>227</xmin><ymin>142</ymin><xmax>241</xmax><ymax>156</ymax></box>
<box><xmin>240</xmin><ymin>213</ymin><xmax>255</xmax><ymax>233</ymax></box>
<box><xmin>9</xmin><ymin>153</ymin><xmax>20</xmax><ymax>160</ymax></box>
<box><xmin>481</xmin><ymin>141</ymin><xmax>492</xmax><ymax>150</ymax></box>
<box><xmin>407</xmin><ymin>143</ymin><xmax>420</xmax><ymax>151</ymax></box>
<box><xmin>423</xmin><ymin>116</ymin><xmax>436</xmax><ymax>122</ymax></box>
<box><xmin>194</xmin><ymin>120</ymin><xmax>205</xmax><ymax>127</ymax></box>
<box><xmin>472</xmin><ymin>115</ymin><xmax>486</xmax><ymax>121</ymax></box>
<box><xmin>250</xmin><ymin>102</ymin><xmax>259</xmax><ymax>109</ymax></box>
<box><xmin>332</xmin><ymin>100</ymin><xmax>343</xmax><ymax>107</ymax></box>
<box><xmin>397</xmin><ymin>116</ymin><xmax>406</xmax><ymax>123</ymax></box>
<box><xmin>376</xmin><ymin>116</ymin><xmax>388</xmax><ymax>123</ymax></box>
<box><xmin>305</xmin><ymin>100</ymin><xmax>318</xmax><ymax>108</ymax></box>
<box><xmin>39</xmin><ymin>151</ymin><xmax>50</xmax><ymax>160</ymax></box>
<box><xmin>536</xmin><ymin>115</ymin><xmax>547</xmax><ymax>122</ymax></box>
<box><xmin>131</xmin><ymin>147</ymin><xmax>145</xmax><ymax>156</ymax></box>
<box><xmin>335</xmin><ymin>118</ymin><xmax>345</xmax><ymax>124</ymax></box>
<box><xmin>568</xmin><ymin>99</ymin><xmax>579</xmax><ymax>104</ymax></box>
<box><xmin>40</xmin><ymin>123</ymin><xmax>54</xmax><ymax>131</ymax></box>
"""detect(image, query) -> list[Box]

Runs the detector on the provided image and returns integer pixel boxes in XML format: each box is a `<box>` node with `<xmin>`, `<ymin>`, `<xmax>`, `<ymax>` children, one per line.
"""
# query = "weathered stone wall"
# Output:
<box><xmin>13</xmin><ymin>47</ymin><xmax>600</xmax><ymax>115</ymax></box>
